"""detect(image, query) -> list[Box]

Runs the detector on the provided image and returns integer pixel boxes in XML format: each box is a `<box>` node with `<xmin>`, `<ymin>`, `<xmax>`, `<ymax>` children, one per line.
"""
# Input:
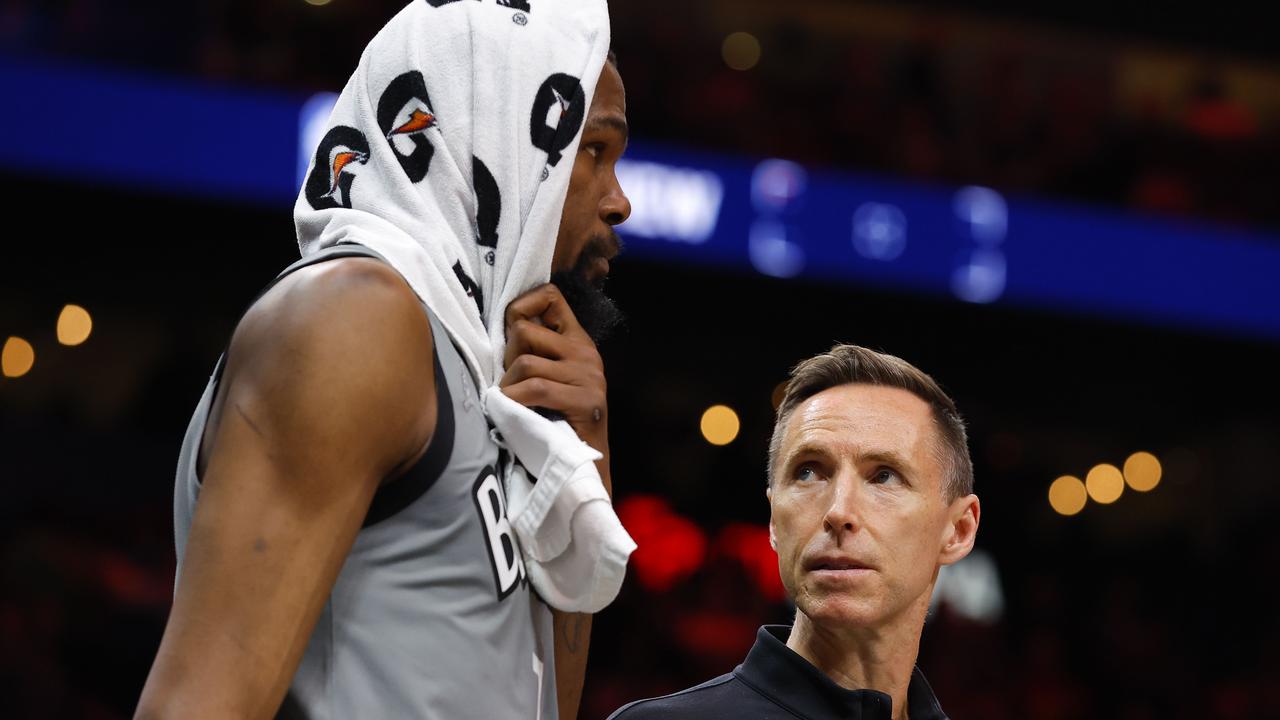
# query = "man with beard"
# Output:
<box><xmin>136</xmin><ymin>2</ymin><xmax>630</xmax><ymax>718</ymax></box>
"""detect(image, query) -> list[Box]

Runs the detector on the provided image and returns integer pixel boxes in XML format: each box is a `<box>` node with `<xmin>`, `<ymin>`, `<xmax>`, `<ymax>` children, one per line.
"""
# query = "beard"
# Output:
<box><xmin>549</xmin><ymin>232</ymin><xmax>625</xmax><ymax>346</ymax></box>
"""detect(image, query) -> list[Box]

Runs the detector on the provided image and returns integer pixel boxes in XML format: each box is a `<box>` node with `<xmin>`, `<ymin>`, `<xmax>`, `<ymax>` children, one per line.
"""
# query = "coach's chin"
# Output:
<box><xmin>608</xmin><ymin>345</ymin><xmax>980</xmax><ymax>720</ymax></box>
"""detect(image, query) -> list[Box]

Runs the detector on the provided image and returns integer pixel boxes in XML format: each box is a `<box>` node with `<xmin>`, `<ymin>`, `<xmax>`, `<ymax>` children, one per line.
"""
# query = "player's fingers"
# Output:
<box><xmin>499</xmin><ymin>353</ymin><xmax>580</xmax><ymax>389</ymax></box>
<box><xmin>504</xmin><ymin>319</ymin><xmax>569</xmax><ymax>369</ymax></box>
<box><xmin>505</xmin><ymin>284</ymin><xmax>558</xmax><ymax>328</ymax></box>
<box><xmin>504</xmin><ymin>284</ymin><xmax>587</xmax><ymax>340</ymax></box>
<box><xmin>500</xmin><ymin>376</ymin><xmax>578</xmax><ymax>411</ymax></box>
<box><xmin>534</xmin><ymin>291</ymin><xmax>587</xmax><ymax>340</ymax></box>
<box><xmin>502</xmin><ymin>377</ymin><xmax>609</xmax><ymax>445</ymax></box>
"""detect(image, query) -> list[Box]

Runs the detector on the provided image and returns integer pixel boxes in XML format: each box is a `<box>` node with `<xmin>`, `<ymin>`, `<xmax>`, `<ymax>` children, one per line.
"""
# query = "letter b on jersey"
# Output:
<box><xmin>473</xmin><ymin>467</ymin><xmax>526</xmax><ymax>600</ymax></box>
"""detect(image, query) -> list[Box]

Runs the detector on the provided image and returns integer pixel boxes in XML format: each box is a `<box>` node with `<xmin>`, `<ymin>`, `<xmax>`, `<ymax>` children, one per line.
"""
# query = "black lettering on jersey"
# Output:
<box><xmin>425</xmin><ymin>0</ymin><xmax>531</xmax><ymax>11</ymax></box>
<box><xmin>452</xmin><ymin>260</ymin><xmax>485</xmax><ymax>316</ymax></box>
<box><xmin>377</xmin><ymin>71</ymin><xmax>437</xmax><ymax>183</ymax></box>
<box><xmin>473</xmin><ymin>157</ymin><xmax>500</xmax><ymax>249</ymax></box>
<box><xmin>472</xmin><ymin>465</ymin><xmax>526</xmax><ymax>600</ymax></box>
<box><xmin>304</xmin><ymin>126</ymin><xmax>371</xmax><ymax>210</ymax></box>
<box><xmin>530</xmin><ymin>74</ymin><xmax>585</xmax><ymax>167</ymax></box>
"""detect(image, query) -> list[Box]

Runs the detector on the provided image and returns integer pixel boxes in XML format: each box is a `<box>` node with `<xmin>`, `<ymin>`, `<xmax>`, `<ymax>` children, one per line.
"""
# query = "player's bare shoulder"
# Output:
<box><xmin>205</xmin><ymin>256</ymin><xmax>438</xmax><ymax>485</ymax></box>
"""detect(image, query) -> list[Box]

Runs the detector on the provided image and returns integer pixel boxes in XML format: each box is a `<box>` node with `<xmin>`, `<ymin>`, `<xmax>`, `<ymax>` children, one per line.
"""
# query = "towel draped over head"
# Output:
<box><xmin>293</xmin><ymin>0</ymin><xmax>634</xmax><ymax>613</ymax></box>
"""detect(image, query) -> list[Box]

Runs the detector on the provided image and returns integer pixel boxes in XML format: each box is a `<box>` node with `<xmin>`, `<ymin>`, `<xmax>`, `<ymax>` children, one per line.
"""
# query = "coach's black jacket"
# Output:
<box><xmin>608</xmin><ymin>625</ymin><xmax>948</xmax><ymax>720</ymax></box>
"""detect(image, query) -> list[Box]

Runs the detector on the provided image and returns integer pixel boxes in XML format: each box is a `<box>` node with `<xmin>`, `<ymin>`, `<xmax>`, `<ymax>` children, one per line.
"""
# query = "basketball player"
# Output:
<box><xmin>134</xmin><ymin>4</ymin><xmax>630</xmax><ymax>719</ymax></box>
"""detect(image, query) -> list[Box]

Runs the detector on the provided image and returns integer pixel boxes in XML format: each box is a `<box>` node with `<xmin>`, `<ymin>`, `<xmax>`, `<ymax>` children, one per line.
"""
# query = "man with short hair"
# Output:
<box><xmin>610</xmin><ymin>344</ymin><xmax>980</xmax><ymax>720</ymax></box>
<box><xmin>136</xmin><ymin>2</ymin><xmax>632</xmax><ymax>719</ymax></box>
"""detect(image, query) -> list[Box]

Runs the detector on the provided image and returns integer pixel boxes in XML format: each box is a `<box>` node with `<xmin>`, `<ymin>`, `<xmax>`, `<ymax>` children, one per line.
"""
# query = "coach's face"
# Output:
<box><xmin>553</xmin><ymin>60</ymin><xmax>630</xmax><ymax>283</ymax></box>
<box><xmin>769</xmin><ymin>384</ymin><xmax>976</xmax><ymax>630</ymax></box>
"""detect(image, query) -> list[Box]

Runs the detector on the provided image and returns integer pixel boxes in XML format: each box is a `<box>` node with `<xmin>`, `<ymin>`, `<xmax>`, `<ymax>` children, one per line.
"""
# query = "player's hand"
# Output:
<box><xmin>500</xmin><ymin>284</ymin><xmax>609</xmax><ymax>456</ymax></box>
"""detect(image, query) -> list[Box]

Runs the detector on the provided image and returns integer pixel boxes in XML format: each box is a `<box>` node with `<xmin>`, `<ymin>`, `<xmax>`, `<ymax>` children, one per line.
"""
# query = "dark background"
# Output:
<box><xmin>3</xmin><ymin>1</ymin><xmax>1279</xmax><ymax>718</ymax></box>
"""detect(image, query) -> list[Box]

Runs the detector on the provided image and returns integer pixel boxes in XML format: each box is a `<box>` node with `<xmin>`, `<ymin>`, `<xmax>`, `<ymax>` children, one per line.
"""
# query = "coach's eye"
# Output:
<box><xmin>795</xmin><ymin>465</ymin><xmax>819</xmax><ymax>482</ymax></box>
<box><xmin>871</xmin><ymin>467</ymin><xmax>900</xmax><ymax>485</ymax></box>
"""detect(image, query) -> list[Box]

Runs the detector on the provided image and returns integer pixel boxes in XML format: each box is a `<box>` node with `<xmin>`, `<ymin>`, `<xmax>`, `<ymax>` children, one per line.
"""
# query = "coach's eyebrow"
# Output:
<box><xmin>782</xmin><ymin>442</ymin><xmax>833</xmax><ymax>468</ymax></box>
<box><xmin>861</xmin><ymin>449</ymin><xmax>918</xmax><ymax>475</ymax></box>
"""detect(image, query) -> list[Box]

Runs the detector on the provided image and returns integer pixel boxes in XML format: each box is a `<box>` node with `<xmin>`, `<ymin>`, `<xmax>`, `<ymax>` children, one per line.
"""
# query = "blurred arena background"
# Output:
<box><xmin>3</xmin><ymin>1</ymin><xmax>1279</xmax><ymax>717</ymax></box>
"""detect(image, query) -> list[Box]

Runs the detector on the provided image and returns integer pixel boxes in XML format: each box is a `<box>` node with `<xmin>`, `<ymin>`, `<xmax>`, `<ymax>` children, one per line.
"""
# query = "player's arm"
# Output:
<box><xmin>500</xmin><ymin>284</ymin><xmax>612</xmax><ymax>720</ymax></box>
<box><xmin>135</xmin><ymin>259</ymin><xmax>437</xmax><ymax>720</ymax></box>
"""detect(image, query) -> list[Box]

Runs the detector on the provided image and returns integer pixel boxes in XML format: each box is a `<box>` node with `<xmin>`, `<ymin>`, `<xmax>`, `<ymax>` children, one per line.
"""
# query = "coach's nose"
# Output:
<box><xmin>822</xmin><ymin>470</ymin><xmax>864</xmax><ymax>538</ymax></box>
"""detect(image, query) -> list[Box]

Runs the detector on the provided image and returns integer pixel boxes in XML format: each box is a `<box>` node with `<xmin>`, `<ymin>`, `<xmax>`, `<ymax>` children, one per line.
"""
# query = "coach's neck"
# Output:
<box><xmin>786</xmin><ymin>595</ymin><xmax>931</xmax><ymax>720</ymax></box>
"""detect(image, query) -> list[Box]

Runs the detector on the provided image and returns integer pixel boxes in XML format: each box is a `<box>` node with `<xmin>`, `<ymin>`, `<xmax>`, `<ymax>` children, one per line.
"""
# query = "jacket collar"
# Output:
<box><xmin>732</xmin><ymin>625</ymin><xmax>947</xmax><ymax>720</ymax></box>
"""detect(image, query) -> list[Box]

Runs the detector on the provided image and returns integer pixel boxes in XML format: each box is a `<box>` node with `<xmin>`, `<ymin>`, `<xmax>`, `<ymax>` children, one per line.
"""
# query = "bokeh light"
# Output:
<box><xmin>771</xmin><ymin>381</ymin><xmax>788</xmax><ymax>411</ymax></box>
<box><xmin>700</xmin><ymin>405</ymin><xmax>741</xmax><ymax>446</ymax></box>
<box><xmin>57</xmin><ymin>304</ymin><xmax>93</xmax><ymax>346</ymax></box>
<box><xmin>1086</xmin><ymin>463</ymin><xmax>1125</xmax><ymax>504</ymax></box>
<box><xmin>1048</xmin><ymin>475</ymin><xmax>1088</xmax><ymax>516</ymax></box>
<box><xmin>2</xmin><ymin>337</ymin><xmax>35</xmax><ymax>378</ymax></box>
<box><xmin>722</xmin><ymin>32</ymin><xmax>761</xmax><ymax>71</ymax></box>
<box><xmin>1124</xmin><ymin>451</ymin><xmax>1162</xmax><ymax>492</ymax></box>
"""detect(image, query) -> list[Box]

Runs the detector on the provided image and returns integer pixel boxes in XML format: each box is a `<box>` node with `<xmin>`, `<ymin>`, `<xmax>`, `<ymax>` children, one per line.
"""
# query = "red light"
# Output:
<box><xmin>617</xmin><ymin>494</ymin><xmax>707</xmax><ymax>593</ymax></box>
<box><xmin>674</xmin><ymin>611</ymin><xmax>758</xmax><ymax>663</ymax></box>
<box><xmin>617</xmin><ymin>496</ymin><xmax>787</xmax><ymax>603</ymax></box>
<box><xmin>716</xmin><ymin>523</ymin><xmax>786</xmax><ymax>602</ymax></box>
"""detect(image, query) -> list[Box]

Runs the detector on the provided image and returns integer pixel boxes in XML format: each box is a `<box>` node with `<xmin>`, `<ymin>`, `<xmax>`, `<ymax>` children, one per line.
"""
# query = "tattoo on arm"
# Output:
<box><xmin>560</xmin><ymin>614</ymin><xmax>586</xmax><ymax>654</ymax></box>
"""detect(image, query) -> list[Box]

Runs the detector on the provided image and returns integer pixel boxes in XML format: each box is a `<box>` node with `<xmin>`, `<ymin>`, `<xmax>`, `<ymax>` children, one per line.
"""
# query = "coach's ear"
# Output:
<box><xmin>938</xmin><ymin>494</ymin><xmax>980</xmax><ymax>566</ymax></box>
<box><xmin>766</xmin><ymin>486</ymin><xmax>777</xmax><ymax>551</ymax></box>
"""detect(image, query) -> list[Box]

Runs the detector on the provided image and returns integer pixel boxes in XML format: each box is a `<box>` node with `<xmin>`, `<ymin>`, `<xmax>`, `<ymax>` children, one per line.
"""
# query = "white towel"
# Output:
<box><xmin>293</xmin><ymin>0</ymin><xmax>634</xmax><ymax>613</ymax></box>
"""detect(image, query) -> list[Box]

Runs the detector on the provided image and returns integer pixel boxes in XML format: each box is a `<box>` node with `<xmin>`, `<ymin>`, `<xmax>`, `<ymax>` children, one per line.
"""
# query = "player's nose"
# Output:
<box><xmin>600</xmin><ymin>174</ymin><xmax>631</xmax><ymax>227</ymax></box>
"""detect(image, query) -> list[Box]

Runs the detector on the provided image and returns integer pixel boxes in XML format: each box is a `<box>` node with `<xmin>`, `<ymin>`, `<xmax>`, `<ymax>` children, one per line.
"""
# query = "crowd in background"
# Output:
<box><xmin>5</xmin><ymin>0</ymin><xmax>1280</xmax><ymax>230</ymax></box>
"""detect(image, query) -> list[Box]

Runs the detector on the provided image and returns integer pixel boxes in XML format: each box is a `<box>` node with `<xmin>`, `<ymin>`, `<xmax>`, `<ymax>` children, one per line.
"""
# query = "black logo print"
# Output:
<box><xmin>453</xmin><ymin>260</ymin><xmax>485</xmax><ymax>316</ymax></box>
<box><xmin>377</xmin><ymin>71</ymin><xmax>437</xmax><ymax>183</ymax></box>
<box><xmin>530</xmin><ymin>73</ymin><xmax>585</xmax><ymax>167</ymax></box>
<box><xmin>305</xmin><ymin>126</ymin><xmax>371</xmax><ymax>210</ymax></box>
<box><xmin>473</xmin><ymin>157</ymin><xmax>501</xmax><ymax>250</ymax></box>
<box><xmin>425</xmin><ymin>0</ymin><xmax>531</xmax><ymax>10</ymax></box>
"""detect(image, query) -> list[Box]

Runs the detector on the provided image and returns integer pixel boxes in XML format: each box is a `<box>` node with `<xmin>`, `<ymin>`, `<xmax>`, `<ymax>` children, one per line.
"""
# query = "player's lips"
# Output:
<box><xmin>588</xmin><ymin>256</ymin><xmax>611</xmax><ymax>286</ymax></box>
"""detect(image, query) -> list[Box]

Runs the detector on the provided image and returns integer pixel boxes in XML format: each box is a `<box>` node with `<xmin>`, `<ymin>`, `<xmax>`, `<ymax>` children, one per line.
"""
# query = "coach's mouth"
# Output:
<box><xmin>805</xmin><ymin>555</ymin><xmax>875</xmax><ymax>573</ymax></box>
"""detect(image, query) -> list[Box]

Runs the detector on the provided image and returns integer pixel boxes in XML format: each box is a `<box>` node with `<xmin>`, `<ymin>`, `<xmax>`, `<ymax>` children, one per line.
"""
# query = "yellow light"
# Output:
<box><xmin>1124</xmin><ymin>451</ymin><xmax>1162</xmax><ymax>492</ymax></box>
<box><xmin>304</xmin><ymin>0</ymin><xmax>331</xmax><ymax>6</ymax></box>
<box><xmin>700</xmin><ymin>405</ymin><xmax>740</xmax><ymax>446</ymax></box>
<box><xmin>57</xmin><ymin>304</ymin><xmax>93</xmax><ymax>346</ymax></box>
<box><xmin>2</xmin><ymin>337</ymin><xmax>35</xmax><ymax>378</ymax></box>
<box><xmin>1086</xmin><ymin>464</ymin><xmax>1125</xmax><ymax>504</ymax></box>
<box><xmin>722</xmin><ymin>32</ymin><xmax>761</xmax><ymax>71</ymax></box>
<box><xmin>771</xmin><ymin>381</ymin><xmax>788</xmax><ymax>411</ymax></box>
<box><xmin>1048</xmin><ymin>475</ymin><xmax>1087</xmax><ymax>516</ymax></box>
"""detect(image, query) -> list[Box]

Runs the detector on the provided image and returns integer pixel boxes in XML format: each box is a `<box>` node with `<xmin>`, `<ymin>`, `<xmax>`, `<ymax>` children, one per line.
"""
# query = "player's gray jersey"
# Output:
<box><xmin>173</xmin><ymin>245</ymin><xmax>557</xmax><ymax>720</ymax></box>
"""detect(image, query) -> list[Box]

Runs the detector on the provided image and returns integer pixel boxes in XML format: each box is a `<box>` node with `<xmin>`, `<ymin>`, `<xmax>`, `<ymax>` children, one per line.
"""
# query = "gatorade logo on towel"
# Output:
<box><xmin>378</xmin><ymin>71</ymin><xmax>439</xmax><ymax>183</ymax></box>
<box><xmin>530</xmin><ymin>74</ymin><xmax>586</xmax><ymax>167</ymax></box>
<box><xmin>305</xmin><ymin>126</ymin><xmax>371</xmax><ymax>210</ymax></box>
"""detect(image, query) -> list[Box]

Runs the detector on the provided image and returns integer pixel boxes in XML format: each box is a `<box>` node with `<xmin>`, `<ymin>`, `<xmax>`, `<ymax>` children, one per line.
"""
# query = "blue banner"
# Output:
<box><xmin>5</xmin><ymin>56</ymin><xmax>1279</xmax><ymax>342</ymax></box>
<box><xmin>3</xmin><ymin>57</ymin><xmax>301</xmax><ymax>205</ymax></box>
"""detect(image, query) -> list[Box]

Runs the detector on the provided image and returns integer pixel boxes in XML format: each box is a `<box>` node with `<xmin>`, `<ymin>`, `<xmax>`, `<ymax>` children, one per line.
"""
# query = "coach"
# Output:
<box><xmin>610</xmin><ymin>344</ymin><xmax>980</xmax><ymax>720</ymax></box>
